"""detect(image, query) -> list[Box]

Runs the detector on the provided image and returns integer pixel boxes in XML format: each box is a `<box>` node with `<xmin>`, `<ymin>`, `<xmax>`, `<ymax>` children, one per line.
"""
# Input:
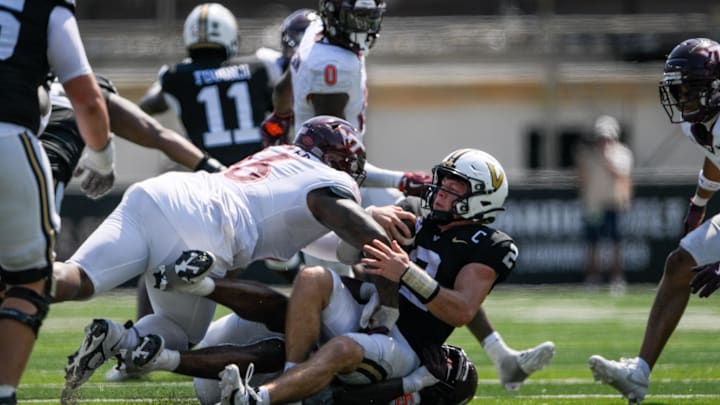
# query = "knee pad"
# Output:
<box><xmin>0</xmin><ymin>286</ymin><xmax>50</xmax><ymax>335</ymax></box>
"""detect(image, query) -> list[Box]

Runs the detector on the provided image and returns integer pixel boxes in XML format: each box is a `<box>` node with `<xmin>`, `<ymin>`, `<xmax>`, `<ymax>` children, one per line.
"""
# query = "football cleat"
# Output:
<box><xmin>218</xmin><ymin>363</ymin><xmax>263</xmax><ymax>405</ymax></box>
<box><xmin>131</xmin><ymin>334</ymin><xmax>165</xmax><ymax>371</ymax></box>
<box><xmin>153</xmin><ymin>250</ymin><xmax>216</xmax><ymax>295</ymax></box>
<box><xmin>64</xmin><ymin>319</ymin><xmax>125</xmax><ymax>389</ymax></box>
<box><xmin>498</xmin><ymin>341</ymin><xmax>556</xmax><ymax>391</ymax></box>
<box><xmin>589</xmin><ymin>355</ymin><xmax>649</xmax><ymax>404</ymax></box>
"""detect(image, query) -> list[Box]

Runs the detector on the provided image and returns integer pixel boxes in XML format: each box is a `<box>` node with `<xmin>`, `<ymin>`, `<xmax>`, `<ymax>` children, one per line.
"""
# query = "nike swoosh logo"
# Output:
<box><xmin>452</xmin><ymin>237</ymin><xmax>467</xmax><ymax>244</ymax></box>
<box><xmin>433</xmin><ymin>235</ymin><xmax>440</xmax><ymax>241</ymax></box>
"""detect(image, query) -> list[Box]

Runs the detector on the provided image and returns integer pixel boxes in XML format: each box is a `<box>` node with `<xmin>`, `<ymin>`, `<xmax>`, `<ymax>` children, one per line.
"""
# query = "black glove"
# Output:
<box><xmin>691</xmin><ymin>261</ymin><xmax>720</xmax><ymax>298</ymax></box>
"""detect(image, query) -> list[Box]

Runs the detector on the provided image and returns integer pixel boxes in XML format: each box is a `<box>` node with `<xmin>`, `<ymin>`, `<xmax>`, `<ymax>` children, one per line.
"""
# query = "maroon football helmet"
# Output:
<box><xmin>294</xmin><ymin>116</ymin><xmax>366</xmax><ymax>183</ymax></box>
<box><xmin>659</xmin><ymin>38</ymin><xmax>720</xmax><ymax>123</ymax></box>
<box><xmin>280</xmin><ymin>9</ymin><xmax>319</xmax><ymax>59</ymax></box>
<box><xmin>419</xmin><ymin>344</ymin><xmax>478</xmax><ymax>405</ymax></box>
<box><xmin>318</xmin><ymin>0</ymin><xmax>386</xmax><ymax>53</ymax></box>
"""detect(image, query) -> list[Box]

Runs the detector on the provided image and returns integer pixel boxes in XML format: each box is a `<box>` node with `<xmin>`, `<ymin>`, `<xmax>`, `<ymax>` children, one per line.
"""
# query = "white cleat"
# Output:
<box><xmin>589</xmin><ymin>355</ymin><xmax>649</xmax><ymax>404</ymax></box>
<box><xmin>153</xmin><ymin>250</ymin><xmax>216</xmax><ymax>295</ymax></box>
<box><xmin>64</xmin><ymin>319</ymin><xmax>125</xmax><ymax>390</ymax></box>
<box><xmin>217</xmin><ymin>363</ymin><xmax>262</xmax><ymax>405</ymax></box>
<box><xmin>498</xmin><ymin>341</ymin><xmax>556</xmax><ymax>391</ymax></box>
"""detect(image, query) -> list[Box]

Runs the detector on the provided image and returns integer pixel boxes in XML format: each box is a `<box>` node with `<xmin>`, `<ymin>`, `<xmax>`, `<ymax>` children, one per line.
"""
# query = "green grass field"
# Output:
<box><xmin>17</xmin><ymin>284</ymin><xmax>720</xmax><ymax>404</ymax></box>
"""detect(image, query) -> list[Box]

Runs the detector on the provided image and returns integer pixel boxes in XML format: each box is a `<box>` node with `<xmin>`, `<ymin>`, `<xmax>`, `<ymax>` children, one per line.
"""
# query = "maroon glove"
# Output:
<box><xmin>260</xmin><ymin>111</ymin><xmax>294</xmax><ymax>147</ymax></box>
<box><xmin>399</xmin><ymin>171</ymin><xmax>432</xmax><ymax>197</ymax></box>
<box><xmin>691</xmin><ymin>262</ymin><xmax>720</xmax><ymax>298</ymax></box>
<box><xmin>683</xmin><ymin>200</ymin><xmax>706</xmax><ymax>236</ymax></box>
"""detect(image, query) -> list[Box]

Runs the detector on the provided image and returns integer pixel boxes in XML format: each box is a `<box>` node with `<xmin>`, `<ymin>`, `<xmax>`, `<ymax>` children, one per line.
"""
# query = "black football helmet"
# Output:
<box><xmin>318</xmin><ymin>0</ymin><xmax>386</xmax><ymax>53</ymax></box>
<box><xmin>659</xmin><ymin>38</ymin><xmax>720</xmax><ymax>124</ymax></box>
<box><xmin>419</xmin><ymin>344</ymin><xmax>478</xmax><ymax>405</ymax></box>
<box><xmin>294</xmin><ymin>116</ymin><xmax>366</xmax><ymax>183</ymax></box>
<box><xmin>280</xmin><ymin>9</ymin><xmax>319</xmax><ymax>59</ymax></box>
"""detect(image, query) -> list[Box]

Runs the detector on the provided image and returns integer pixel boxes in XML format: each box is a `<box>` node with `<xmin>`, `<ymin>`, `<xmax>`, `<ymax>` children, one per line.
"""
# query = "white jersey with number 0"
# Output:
<box><xmin>291</xmin><ymin>19</ymin><xmax>367</xmax><ymax>138</ymax></box>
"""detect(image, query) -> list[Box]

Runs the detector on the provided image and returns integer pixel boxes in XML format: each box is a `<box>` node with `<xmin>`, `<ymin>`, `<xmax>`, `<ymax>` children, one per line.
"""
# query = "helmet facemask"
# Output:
<box><xmin>660</xmin><ymin>74</ymin><xmax>720</xmax><ymax>124</ymax></box>
<box><xmin>659</xmin><ymin>38</ymin><xmax>720</xmax><ymax>124</ymax></box>
<box><xmin>320</xmin><ymin>0</ymin><xmax>385</xmax><ymax>53</ymax></box>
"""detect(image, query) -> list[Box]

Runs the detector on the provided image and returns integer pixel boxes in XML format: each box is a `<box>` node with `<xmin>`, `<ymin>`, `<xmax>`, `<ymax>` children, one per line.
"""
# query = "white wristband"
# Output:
<box><xmin>698</xmin><ymin>170</ymin><xmax>720</xmax><ymax>192</ymax></box>
<box><xmin>400</xmin><ymin>263</ymin><xmax>440</xmax><ymax>303</ymax></box>
<box><xmin>692</xmin><ymin>195</ymin><xmax>709</xmax><ymax>207</ymax></box>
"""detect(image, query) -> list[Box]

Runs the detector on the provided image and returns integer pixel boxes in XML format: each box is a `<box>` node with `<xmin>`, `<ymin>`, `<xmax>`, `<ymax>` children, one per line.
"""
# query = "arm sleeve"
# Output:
<box><xmin>47</xmin><ymin>7</ymin><xmax>92</xmax><ymax>83</ymax></box>
<box><xmin>363</xmin><ymin>161</ymin><xmax>404</xmax><ymax>188</ymax></box>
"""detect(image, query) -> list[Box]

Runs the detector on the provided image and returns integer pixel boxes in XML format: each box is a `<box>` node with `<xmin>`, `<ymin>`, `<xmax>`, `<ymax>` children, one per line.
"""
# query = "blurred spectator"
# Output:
<box><xmin>575</xmin><ymin>115</ymin><xmax>634</xmax><ymax>294</ymax></box>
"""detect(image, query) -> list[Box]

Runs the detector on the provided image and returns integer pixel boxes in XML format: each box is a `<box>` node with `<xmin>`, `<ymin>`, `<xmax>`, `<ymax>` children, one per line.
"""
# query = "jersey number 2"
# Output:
<box><xmin>197</xmin><ymin>82</ymin><xmax>257</xmax><ymax>147</ymax></box>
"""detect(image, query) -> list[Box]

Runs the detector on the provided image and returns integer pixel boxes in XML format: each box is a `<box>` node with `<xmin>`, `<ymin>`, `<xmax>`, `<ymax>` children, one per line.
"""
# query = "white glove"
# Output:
<box><xmin>73</xmin><ymin>138</ymin><xmax>115</xmax><ymax>199</ymax></box>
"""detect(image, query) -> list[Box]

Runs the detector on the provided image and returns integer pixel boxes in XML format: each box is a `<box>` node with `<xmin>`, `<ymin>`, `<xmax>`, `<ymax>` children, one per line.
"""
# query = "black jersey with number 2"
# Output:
<box><xmin>395</xmin><ymin>198</ymin><xmax>519</xmax><ymax>354</ymax></box>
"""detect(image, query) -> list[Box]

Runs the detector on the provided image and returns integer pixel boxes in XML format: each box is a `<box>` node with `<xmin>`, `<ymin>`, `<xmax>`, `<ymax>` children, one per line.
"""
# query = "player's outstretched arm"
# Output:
<box><xmin>106</xmin><ymin>93</ymin><xmax>210</xmax><ymax>171</ymax></box>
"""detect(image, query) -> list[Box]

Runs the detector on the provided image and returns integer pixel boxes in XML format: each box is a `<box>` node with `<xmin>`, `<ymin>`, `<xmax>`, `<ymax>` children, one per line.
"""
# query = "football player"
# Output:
<box><xmin>53</xmin><ymin>116</ymin><xmax>407</xmax><ymax>397</ymax></box>
<box><xmin>259</xmin><ymin>0</ymin><xmax>430</xmax><ymax>200</ymax></box>
<box><xmin>212</xmin><ymin>148</ymin><xmax>534</xmax><ymax>404</ymax></box>
<box><xmin>589</xmin><ymin>37</ymin><xmax>720</xmax><ymax>404</ymax></box>
<box><xmin>0</xmin><ymin>2</ymin><xmax>114</xmax><ymax>403</ymax></box>
<box><xmin>139</xmin><ymin>3</ymin><xmax>273</xmax><ymax>167</ymax></box>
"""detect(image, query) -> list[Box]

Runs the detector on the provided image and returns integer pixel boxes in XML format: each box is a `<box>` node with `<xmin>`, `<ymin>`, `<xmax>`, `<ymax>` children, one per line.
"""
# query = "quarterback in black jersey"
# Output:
<box><xmin>139</xmin><ymin>3</ymin><xmax>273</xmax><ymax>167</ymax></box>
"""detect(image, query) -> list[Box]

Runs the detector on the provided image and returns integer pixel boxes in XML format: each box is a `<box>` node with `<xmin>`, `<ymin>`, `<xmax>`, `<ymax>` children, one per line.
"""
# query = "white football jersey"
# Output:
<box><xmin>137</xmin><ymin>145</ymin><xmax>360</xmax><ymax>269</ymax></box>
<box><xmin>291</xmin><ymin>19</ymin><xmax>367</xmax><ymax>138</ymax></box>
<box><xmin>681</xmin><ymin>117</ymin><xmax>720</xmax><ymax>168</ymax></box>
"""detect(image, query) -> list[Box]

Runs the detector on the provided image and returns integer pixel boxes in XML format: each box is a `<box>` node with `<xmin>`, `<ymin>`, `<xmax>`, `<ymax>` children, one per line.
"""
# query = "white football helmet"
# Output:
<box><xmin>425</xmin><ymin>148</ymin><xmax>509</xmax><ymax>224</ymax></box>
<box><xmin>183</xmin><ymin>3</ymin><xmax>239</xmax><ymax>58</ymax></box>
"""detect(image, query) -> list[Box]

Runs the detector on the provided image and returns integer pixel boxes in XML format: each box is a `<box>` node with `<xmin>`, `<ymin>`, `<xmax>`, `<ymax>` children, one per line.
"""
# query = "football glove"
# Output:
<box><xmin>260</xmin><ymin>111</ymin><xmax>294</xmax><ymax>147</ymax></box>
<box><xmin>683</xmin><ymin>200</ymin><xmax>706</xmax><ymax>235</ymax></box>
<box><xmin>399</xmin><ymin>171</ymin><xmax>432</xmax><ymax>197</ymax></box>
<box><xmin>73</xmin><ymin>138</ymin><xmax>115</xmax><ymax>199</ymax></box>
<box><xmin>691</xmin><ymin>261</ymin><xmax>720</xmax><ymax>298</ymax></box>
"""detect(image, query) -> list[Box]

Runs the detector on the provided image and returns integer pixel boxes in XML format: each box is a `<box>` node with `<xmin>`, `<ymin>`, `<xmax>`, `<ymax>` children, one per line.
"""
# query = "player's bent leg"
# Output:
<box><xmin>589</xmin><ymin>355</ymin><xmax>649</xmax><ymax>404</ymax></box>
